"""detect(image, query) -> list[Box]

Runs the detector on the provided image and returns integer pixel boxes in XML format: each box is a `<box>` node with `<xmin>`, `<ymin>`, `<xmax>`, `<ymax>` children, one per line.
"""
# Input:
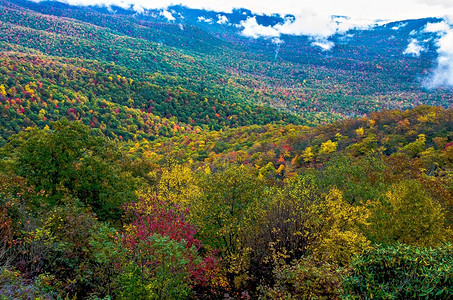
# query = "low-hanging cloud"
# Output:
<box><xmin>161</xmin><ymin>10</ymin><xmax>176</xmax><ymax>21</ymax></box>
<box><xmin>272</xmin><ymin>37</ymin><xmax>283</xmax><ymax>60</ymax></box>
<box><xmin>239</xmin><ymin>13</ymin><xmax>377</xmax><ymax>50</ymax></box>
<box><xmin>311</xmin><ymin>39</ymin><xmax>334</xmax><ymax>51</ymax></box>
<box><xmin>423</xmin><ymin>20</ymin><xmax>453</xmax><ymax>88</ymax></box>
<box><xmin>403</xmin><ymin>39</ymin><xmax>425</xmax><ymax>56</ymax></box>
<box><xmin>240</xmin><ymin>17</ymin><xmax>280</xmax><ymax>38</ymax></box>
<box><xmin>198</xmin><ymin>16</ymin><xmax>213</xmax><ymax>23</ymax></box>
<box><xmin>217</xmin><ymin>14</ymin><xmax>229</xmax><ymax>24</ymax></box>
<box><xmin>274</xmin><ymin>13</ymin><xmax>339</xmax><ymax>37</ymax></box>
<box><xmin>424</xmin><ymin>21</ymin><xmax>450</xmax><ymax>32</ymax></box>
<box><xmin>131</xmin><ymin>4</ymin><xmax>144</xmax><ymax>14</ymax></box>
<box><xmin>391</xmin><ymin>22</ymin><xmax>407</xmax><ymax>30</ymax></box>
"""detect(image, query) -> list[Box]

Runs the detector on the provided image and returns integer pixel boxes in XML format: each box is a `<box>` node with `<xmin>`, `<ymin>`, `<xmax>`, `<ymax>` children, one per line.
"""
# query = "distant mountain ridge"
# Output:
<box><xmin>0</xmin><ymin>0</ymin><xmax>452</xmax><ymax>143</ymax></box>
<box><xmin>5</xmin><ymin>0</ymin><xmax>445</xmax><ymax>61</ymax></box>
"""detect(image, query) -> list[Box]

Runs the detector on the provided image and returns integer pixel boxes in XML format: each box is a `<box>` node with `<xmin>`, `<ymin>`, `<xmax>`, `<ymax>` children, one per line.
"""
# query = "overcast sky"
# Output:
<box><xmin>51</xmin><ymin>0</ymin><xmax>453</xmax><ymax>21</ymax></box>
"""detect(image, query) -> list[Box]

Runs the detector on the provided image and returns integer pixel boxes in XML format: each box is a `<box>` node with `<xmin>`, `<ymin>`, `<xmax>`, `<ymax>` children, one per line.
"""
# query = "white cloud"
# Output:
<box><xmin>238</xmin><ymin>12</ymin><xmax>382</xmax><ymax>52</ymax></box>
<box><xmin>403</xmin><ymin>39</ymin><xmax>425</xmax><ymax>56</ymax></box>
<box><xmin>198</xmin><ymin>16</ymin><xmax>213</xmax><ymax>23</ymax></box>
<box><xmin>271</xmin><ymin>14</ymin><xmax>376</xmax><ymax>38</ymax></box>
<box><xmin>161</xmin><ymin>9</ymin><xmax>175</xmax><ymax>21</ymax></box>
<box><xmin>391</xmin><ymin>22</ymin><xmax>407</xmax><ymax>30</ymax></box>
<box><xmin>132</xmin><ymin>4</ymin><xmax>144</xmax><ymax>14</ymax></box>
<box><xmin>217</xmin><ymin>14</ymin><xmax>229</xmax><ymax>24</ymax></box>
<box><xmin>333</xmin><ymin>16</ymin><xmax>381</xmax><ymax>33</ymax></box>
<box><xmin>240</xmin><ymin>13</ymin><xmax>377</xmax><ymax>40</ymax></box>
<box><xmin>238</xmin><ymin>13</ymin><xmax>378</xmax><ymax>52</ymax></box>
<box><xmin>271</xmin><ymin>37</ymin><xmax>283</xmax><ymax>44</ymax></box>
<box><xmin>272</xmin><ymin>37</ymin><xmax>283</xmax><ymax>59</ymax></box>
<box><xmin>106</xmin><ymin>6</ymin><xmax>117</xmax><ymax>13</ymax></box>
<box><xmin>312</xmin><ymin>39</ymin><xmax>334</xmax><ymax>51</ymax></box>
<box><xmin>423</xmin><ymin>21</ymin><xmax>453</xmax><ymax>88</ymax></box>
<box><xmin>424</xmin><ymin>21</ymin><xmax>450</xmax><ymax>32</ymax></box>
<box><xmin>240</xmin><ymin>17</ymin><xmax>280</xmax><ymax>38</ymax></box>
<box><xmin>274</xmin><ymin>13</ymin><xmax>337</xmax><ymax>37</ymax></box>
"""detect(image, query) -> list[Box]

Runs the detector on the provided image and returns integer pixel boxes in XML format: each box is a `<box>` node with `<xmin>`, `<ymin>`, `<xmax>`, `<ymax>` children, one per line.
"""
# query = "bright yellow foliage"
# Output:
<box><xmin>276</xmin><ymin>164</ymin><xmax>285</xmax><ymax>175</ymax></box>
<box><xmin>312</xmin><ymin>188</ymin><xmax>370</xmax><ymax>265</ymax></box>
<box><xmin>157</xmin><ymin>164</ymin><xmax>201</xmax><ymax>206</ymax></box>
<box><xmin>0</xmin><ymin>84</ymin><xmax>6</xmax><ymax>97</ymax></box>
<box><xmin>319</xmin><ymin>140</ymin><xmax>338</xmax><ymax>154</ymax></box>
<box><xmin>301</xmin><ymin>147</ymin><xmax>315</xmax><ymax>162</ymax></box>
<box><xmin>356</xmin><ymin>127</ymin><xmax>364</xmax><ymax>137</ymax></box>
<box><xmin>24</xmin><ymin>84</ymin><xmax>34</xmax><ymax>95</ymax></box>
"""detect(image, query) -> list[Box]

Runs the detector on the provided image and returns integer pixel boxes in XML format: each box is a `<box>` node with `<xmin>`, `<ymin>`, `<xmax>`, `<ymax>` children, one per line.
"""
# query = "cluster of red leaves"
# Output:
<box><xmin>123</xmin><ymin>198</ymin><xmax>200</xmax><ymax>249</ymax></box>
<box><xmin>122</xmin><ymin>197</ymin><xmax>221</xmax><ymax>287</ymax></box>
<box><xmin>0</xmin><ymin>206</ymin><xmax>19</xmax><ymax>267</ymax></box>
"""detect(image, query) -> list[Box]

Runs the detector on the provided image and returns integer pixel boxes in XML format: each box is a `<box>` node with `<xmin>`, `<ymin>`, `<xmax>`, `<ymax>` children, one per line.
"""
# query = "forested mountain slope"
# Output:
<box><xmin>1</xmin><ymin>0</ymin><xmax>452</xmax><ymax>139</ymax></box>
<box><xmin>0</xmin><ymin>106</ymin><xmax>451</xmax><ymax>298</ymax></box>
<box><xmin>0</xmin><ymin>52</ymin><xmax>300</xmax><ymax>144</ymax></box>
<box><xmin>0</xmin><ymin>0</ymin><xmax>303</xmax><ymax>143</ymax></box>
<box><xmin>0</xmin><ymin>0</ymin><xmax>452</xmax><ymax>298</ymax></box>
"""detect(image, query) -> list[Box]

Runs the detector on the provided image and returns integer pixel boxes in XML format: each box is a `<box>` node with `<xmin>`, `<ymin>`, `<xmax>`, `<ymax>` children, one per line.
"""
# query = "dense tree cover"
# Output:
<box><xmin>0</xmin><ymin>52</ymin><xmax>302</xmax><ymax>144</ymax></box>
<box><xmin>1</xmin><ymin>0</ymin><xmax>452</xmax><ymax>130</ymax></box>
<box><xmin>0</xmin><ymin>0</ymin><xmax>452</xmax><ymax>298</ymax></box>
<box><xmin>0</xmin><ymin>107</ymin><xmax>451</xmax><ymax>298</ymax></box>
<box><xmin>1</xmin><ymin>119</ymin><xmax>140</xmax><ymax>221</ymax></box>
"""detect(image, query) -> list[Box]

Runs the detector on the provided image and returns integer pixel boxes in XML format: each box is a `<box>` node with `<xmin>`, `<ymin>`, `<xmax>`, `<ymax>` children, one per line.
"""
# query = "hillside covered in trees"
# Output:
<box><xmin>1</xmin><ymin>0</ymin><xmax>452</xmax><ymax>142</ymax></box>
<box><xmin>0</xmin><ymin>0</ymin><xmax>452</xmax><ymax>299</ymax></box>
<box><xmin>1</xmin><ymin>106</ymin><xmax>452</xmax><ymax>299</ymax></box>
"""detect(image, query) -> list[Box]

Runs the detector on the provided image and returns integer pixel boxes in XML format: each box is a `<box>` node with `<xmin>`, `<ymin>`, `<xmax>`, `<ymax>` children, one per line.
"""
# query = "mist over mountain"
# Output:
<box><xmin>3</xmin><ymin>0</ymin><xmax>453</xmax><ymax>100</ymax></box>
<box><xmin>10</xmin><ymin>0</ymin><xmax>453</xmax><ymax>87</ymax></box>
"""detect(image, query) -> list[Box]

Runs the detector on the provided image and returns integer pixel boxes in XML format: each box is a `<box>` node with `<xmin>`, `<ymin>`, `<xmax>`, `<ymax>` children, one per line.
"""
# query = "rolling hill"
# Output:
<box><xmin>0</xmin><ymin>1</ymin><xmax>452</xmax><ymax>298</ymax></box>
<box><xmin>0</xmin><ymin>0</ymin><xmax>452</xmax><ymax>144</ymax></box>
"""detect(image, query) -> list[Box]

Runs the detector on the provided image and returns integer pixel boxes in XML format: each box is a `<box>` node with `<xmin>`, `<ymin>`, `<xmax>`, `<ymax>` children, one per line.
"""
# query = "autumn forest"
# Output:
<box><xmin>0</xmin><ymin>0</ymin><xmax>452</xmax><ymax>299</ymax></box>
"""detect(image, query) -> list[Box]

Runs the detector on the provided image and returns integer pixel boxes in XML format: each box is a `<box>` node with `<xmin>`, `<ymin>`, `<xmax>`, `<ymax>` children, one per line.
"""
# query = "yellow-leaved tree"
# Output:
<box><xmin>367</xmin><ymin>180</ymin><xmax>450</xmax><ymax>247</ymax></box>
<box><xmin>191</xmin><ymin>164</ymin><xmax>269</xmax><ymax>288</ymax></box>
<box><xmin>301</xmin><ymin>146</ymin><xmax>315</xmax><ymax>162</ymax></box>
<box><xmin>311</xmin><ymin>188</ymin><xmax>371</xmax><ymax>266</ymax></box>
<box><xmin>157</xmin><ymin>164</ymin><xmax>201</xmax><ymax>207</ymax></box>
<box><xmin>319</xmin><ymin>140</ymin><xmax>338</xmax><ymax>155</ymax></box>
<box><xmin>0</xmin><ymin>84</ymin><xmax>6</xmax><ymax>97</ymax></box>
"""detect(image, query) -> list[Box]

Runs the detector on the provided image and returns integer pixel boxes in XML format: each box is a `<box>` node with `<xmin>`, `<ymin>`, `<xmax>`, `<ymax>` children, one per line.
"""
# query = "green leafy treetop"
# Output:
<box><xmin>1</xmin><ymin>118</ymin><xmax>139</xmax><ymax>221</ymax></box>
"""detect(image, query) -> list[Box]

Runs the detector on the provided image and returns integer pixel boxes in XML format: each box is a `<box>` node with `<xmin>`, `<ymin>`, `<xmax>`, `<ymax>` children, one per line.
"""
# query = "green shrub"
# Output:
<box><xmin>343</xmin><ymin>243</ymin><xmax>453</xmax><ymax>299</ymax></box>
<box><xmin>116</xmin><ymin>234</ymin><xmax>194</xmax><ymax>300</ymax></box>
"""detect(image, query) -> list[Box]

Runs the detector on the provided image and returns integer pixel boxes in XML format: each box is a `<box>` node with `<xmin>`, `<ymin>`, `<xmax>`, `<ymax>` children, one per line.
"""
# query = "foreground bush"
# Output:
<box><xmin>0</xmin><ymin>267</ymin><xmax>56</xmax><ymax>299</ymax></box>
<box><xmin>118</xmin><ymin>197</ymin><xmax>223</xmax><ymax>299</ymax></box>
<box><xmin>258</xmin><ymin>256</ymin><xmax>345</xmax><ymax>300</ymax></box>
<box><xmin>344</xmin><ymin>243</ymin><xmax>453</xmax><ymax>299</ymax></box>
